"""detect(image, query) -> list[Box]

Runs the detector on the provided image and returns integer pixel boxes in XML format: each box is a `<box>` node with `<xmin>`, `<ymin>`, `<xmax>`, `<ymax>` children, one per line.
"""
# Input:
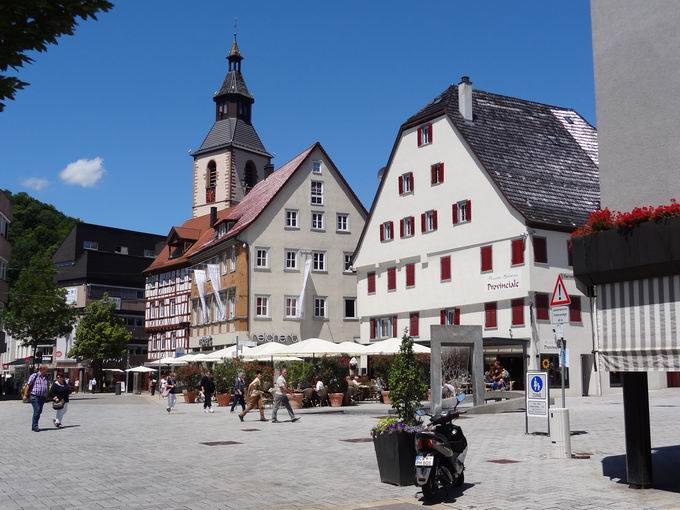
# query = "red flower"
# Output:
<box><xmin>572</xmin><ymin>199</ymin><xmax>680</xmax><ymax>238</ymax></box>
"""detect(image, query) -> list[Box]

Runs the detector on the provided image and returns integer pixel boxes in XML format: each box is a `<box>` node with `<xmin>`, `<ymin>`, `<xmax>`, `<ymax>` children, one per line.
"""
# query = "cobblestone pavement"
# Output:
<box><xmin>0</xmin><ymin>389</ymin><xmax>679</xmax><ymax>510</ymax></box>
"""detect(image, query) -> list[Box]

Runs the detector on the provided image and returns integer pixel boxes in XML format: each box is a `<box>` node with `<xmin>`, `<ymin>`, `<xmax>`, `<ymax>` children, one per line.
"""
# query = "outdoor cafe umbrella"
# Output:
<box><xmin>335</xmin><ymin>341</ymin><xmax>370</xmax><ymax>356</ymax></box>
<box><xmin>282</xmin><ymin>338</ymin><xmax>349</xmax><ymax>357</ymax></box>
<box><xmin>361</xmin><ymin>337</ymin><xmax>431</xmax><ymax>355</ymax></box>
<box><xmin>125</xmin><ymin>365</ymin><xmax>157</xmax><ymax>394</ymax></box>
<box><xmin>241</xmin><ymin>342</ymin><xmax>293</xmax><ymax>358</ymax></box>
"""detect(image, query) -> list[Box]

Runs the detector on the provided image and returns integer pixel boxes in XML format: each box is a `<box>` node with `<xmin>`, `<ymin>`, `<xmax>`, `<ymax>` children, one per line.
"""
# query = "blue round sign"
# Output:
<box><xmin>530</xmin><ymin>376</ymin><xmax>543</xmax><ymax>393</ymax></box>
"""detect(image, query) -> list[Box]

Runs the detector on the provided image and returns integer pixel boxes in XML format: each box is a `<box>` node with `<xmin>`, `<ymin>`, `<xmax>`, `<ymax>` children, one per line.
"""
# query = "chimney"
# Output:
<box><xmin>264</xmin><ymin>163</ymin><xmax>274</xmax><ymax>179</ymax></box>
<box><xmin>210</xmin><ymin>206</ymin><xmax>217</xmax><ymax>227</ymax></box>
<box><xmin>458</xmin><ymin>76</ymin><xmax>473</xmax><ymax>121</ymax></box>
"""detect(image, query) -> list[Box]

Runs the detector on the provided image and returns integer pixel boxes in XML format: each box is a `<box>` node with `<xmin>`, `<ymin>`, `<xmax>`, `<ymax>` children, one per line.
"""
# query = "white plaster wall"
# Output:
<box><xmin>193</xmin><ymin>150</ymin><xmax>232</xmax><ymax>217</ymax></box>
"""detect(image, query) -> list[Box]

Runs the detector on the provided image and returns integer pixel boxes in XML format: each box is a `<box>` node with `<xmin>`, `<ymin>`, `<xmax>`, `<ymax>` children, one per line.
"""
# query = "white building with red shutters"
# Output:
<box><xmin>353</xmin><ymin>76</ymin><xmax>634</xmax><ymax>396</ymax></box>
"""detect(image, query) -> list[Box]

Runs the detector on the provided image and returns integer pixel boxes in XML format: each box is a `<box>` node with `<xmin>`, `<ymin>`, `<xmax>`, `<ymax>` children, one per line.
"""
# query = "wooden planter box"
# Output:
<box><xmin>183</xmin><ymin>390</ymin><xmax>197</xmax><ymax>403</ymax></box>
<box><xmin>372</xmin><ymin>431</ymin><xmax>416</xmax><ymax>486</ymax></box>
<box><xmin>215</xmin><ymin>393</ymin><xmax>231</xmax><ymax>407</ymax></box>
<box><xmin>329</xmin><ymin>392</ymin><xmax>344</xmax><ymax>407</ymax></box>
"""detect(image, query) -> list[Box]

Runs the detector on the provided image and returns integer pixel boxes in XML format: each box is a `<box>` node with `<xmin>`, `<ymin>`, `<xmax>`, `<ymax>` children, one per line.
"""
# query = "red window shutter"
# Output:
<box><xmin>409</xmin><ymin>173</ymin><xmax>414</xmax><ymax>191</ymax></box>
<box><xmin>438</xmin><ymin>163</ymin><xmax>444</xmax><ymax>183</ymax></box>
<box><xmin>406</xmin><ymin>263</ymin><xmax>415</xmax><ymax>287</ymax></box>
<box><xmin>440</xmin><ymin>310</ymin><xmax>446</xmax><ymax>325</ymax></box>
<box><xmin>452</xmin><ymin>203</ymin><xmax>459</xmax><ymax>224</ymax></box>
<box><xmin>387</xmin><ymin>267</ymin><xmax>396</xmax><ymax>291</ymax></box>
<box><xmin>534</xmin><ymin>237</ymin><xmax>548</xmax><ymax>263</ymax></box>
<box><xmin>511</xmin><ymin>239</ymin><xmax>525</xmax><ymax>265</ymax></box>
<box><xmin>379</xmin><ymin>224</ymin><xmax>384</xmax><ymax>242</ymax></box>
<box><xmin>399</xmin><ymin>218</ymin><xmax>404</xmax><ymax>238</ymax></box>
<box><xmin>370</xmin><ymin>319</ymin><xmax>376</xmax><ymax>339</ymax></box>
<box><xmin>417</xmin><ymin>127</ymin><xmax>422</xmax><ymax>147</ymax></box>
<box><xmin>570</xmin><ymin>296</ymin><xmax>582</xmax><ymax>322</ymax></box>
<box><xmin>367</xmin><ymin>272</ymin><xmax>376</xmax><ymax>294</ymax></box>
<box><xmin>432</xmin><ymin>210</ymin><xmax>438</xmax><ymax>230</ymax></box>
<box><xmin>410</xmin><ymin>312</ymin><xmax>419</xmax><ymax>337</ymax></box>
<box><xmin>440</xmin><ymin>256</ymin><xmax>451</xmax><ymax>281</ymax></box>
<box><xmin>428</xmin><ymin>123</ymin><xmax>433</xmax><ymax>143</ymax></box>
<box><xmin>398</xmin><ymin>175</ymin><xmax>404</xmax><ymax>195</ymax></box>
<box><xmin>511</xmin><ymin>298</ymin><xmax>524</xmax><ymax>326</ymax></box>
<box><xmin>481</xmin><ymin>246</ymin><xmax>493</xmax><ymax>272</ymax></box>
<box><xmin>454</xmin><ymin>308</ymin><xmax>461</xmax><ymax>325</ymax></box>
<box><xmin>536</xmin><ymin>293</ymin><xmax>549</xmax><ymax>320</ymax></box>
<box><xmin>392</xmin><ymin>316</ymin><xmax>398</xmax><ymax>337</ymax></box>
<box><xmin>567</xmin><ymin>239</ymin><xmax>573</xmax><ymax>266</ymax></box>
<box><xmin>431</xmin><ymin>165</ymin><xmax>437</xmax><ymax>185</ymax></box>
<box><xmin>485</xmin><ymin>302</ymin><xmax>497</xmax><ymax>328</ymax></box>
<box><xmin>421</xmin><ymin>213</ymin><xmax>426</xmax><ymax>233</ymax></box>
<box><xmin>410</xmin><ymin>216</ymin><xmax>415</xmax><ymax>234</ymax></box>
<box><xmin>466</xmin><ymin>200</ymin><xmax>472</xmax><ymax>221</ymax></box>
<box><xmin>388</xmin><ymin>221</ymin><xmax>394</xmax><ymax>239</ymax></box>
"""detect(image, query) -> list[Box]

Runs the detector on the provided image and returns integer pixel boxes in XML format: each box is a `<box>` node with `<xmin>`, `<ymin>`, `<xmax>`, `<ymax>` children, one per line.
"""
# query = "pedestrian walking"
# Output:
<box><xmin>89</xmin><ymin>377</ymin><xmax>97</xmax><ymax>394</ymax></box>
<box><xmin>26</xmin><ymin>365</ymin><xmax>49</xmax><ymax>432</ymax></box>
<box><xmin>74</xmin><ymin>379</ymin><xmax>80</xmax><ymax>394</ymax></box>
<box><xmin>164</xmin><ymin>372</ymin><xmax>177</xmax><ymax>413</ymax></box>
<box><xmin>150</xmin><ymin>376</ymin><xmax>157</xmax><ymax>396</ymax></box>
<box><xmin>160</xmin><ymin>375</ymin><xmax>167</xmax><ymax>395</ymax></box>
<box><xmin>230</xmin><ymin>373</ymin><xmax>246</xmax><ymax>413</ymax></box>
<box><xmin>272</xmin><ymin>368</ymin><xmax>299</xmax><ymax>424</ymax></box>
<box><xmin>200</xmin><ymin>370</ymin><xmax>215</xmax><ymax>414</ymax></box>
<box><xmin>238</xmin><ymin>370</ymin><xmax>267</xmax><ymax>422</ymax></box>
<box><xmin>48</xmin><ymin>373</ymin><xmax>72</xmax><ymax>428</ymax></box>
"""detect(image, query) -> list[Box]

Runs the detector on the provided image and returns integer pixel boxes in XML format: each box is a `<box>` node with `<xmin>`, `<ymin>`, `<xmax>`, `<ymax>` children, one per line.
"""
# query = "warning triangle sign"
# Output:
<box><xmin>550</xmin><ymin>275</ymin><xmax>571</xmax><ymax>306</ymax></box>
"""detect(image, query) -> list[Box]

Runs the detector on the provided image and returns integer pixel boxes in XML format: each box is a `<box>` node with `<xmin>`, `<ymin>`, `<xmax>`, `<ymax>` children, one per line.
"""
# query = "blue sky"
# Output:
<box><xmin>0</xmin><ymin>1</ymin><xmax>594</xmax><ymax>235</ymax></box>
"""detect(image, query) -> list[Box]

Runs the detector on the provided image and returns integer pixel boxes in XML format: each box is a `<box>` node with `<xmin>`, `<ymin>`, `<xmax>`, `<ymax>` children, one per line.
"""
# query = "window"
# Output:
<box><xmin>380</xmin><ymin>221</ymin><xmax>394</xmax><ymax>242</ymax></box>
<box><xmin>367</xmin><ymin>272</ymin><xmax>376</xmax><ymax>294</ymax></box>
<box><xmin>409</xmin><ymin>312</ymin><xmax>420</xmax><ymax>337</ymax></box>
<box><xmin>311</xmin><ymin>212</ymin><xmax>325</xmax><ymax>230</ymax></box>
<box><xmin>344</xmin><ymin>298</ymin><xmax>357</xmax><ymax>319</ymax></box>
<box><xmin>314</xmin><ymin>297</ymin><xmax>327</xmax><ymax>318</ymax></box>
<box><xmin>312</xmin><ymin>160</ymin><xmax>322</xmax><ymax>174</ymax></box>
<box><xmin>398</xmin><ymin>172</ymin><xmax>414</xmax><ymax>195</ymax></box>
<box><xmin>255</xmin><ymin>248</ymin><xmax>269</xmax><ymax>269</ymax></box>
<box><xmin>115</xmin><ymin>246</ymin><xmax>128</xmax><ymax>255</ymax></box>
<box><xmin>417</xmin><ymin>123</ymin><xmax>432</xmax><ymax>147</ymax></box>
<box><xmin>255</xmin><ymin>296</ymin><xmax>269</xmax><ymax>318</ymax></box>
<box><xmin>480</xmin><ymin>245</ymin><xmax>493</xmax><ymax>272</ymax></box>
<box><xmin>312</xmin><ymin>251</ymin><xmax>326</xmax><ymax>271</ymax></box>
<box><xmin>485</xmin><ymin>302</ymin><xmax>497</xmax><ymax>329</ymax></box>
<box><xmin>311</xmin><ymin>181</ymin><xmax>324</xmax><ymax>205</ymax></box>
<box><xmin>543</xmin><ymin>354</ymin><xmax>570</xmax><ymax>388</ymax></box>
<box><xmin>371</xmin><ymin>316</ymin><xmax>397</xmax><ymax>340</ymax></box>
<box><xmin>536</xmin><ymin>293</ymin><xmax>550</xmax><ymax>321</ymax></box>
<box><xmin>343</xmin><ymin>253</ymin><xmax>353</xmax><ymax>273</ymax></box>
<box><xmin>421</xmin><ymin>210</ymin><xmax>438</xmax><ymax>233</ymax></box>
<box><xmin>285</xmin><ymin>297</ymin><xmax>298</xmax><ymax>318</ymax></box>
<box><xmin>83</xmin><ymin>240</ymin><xmax>98</xmax><ymax>251</ymax></box>
<box><xmin>227</xmin><ymin>290</ymin><xmax>236</xmax><ymax>319</ymax></box>
<box><xmin>534</xmin><ymin>237</ymin><xmax>548</xmax><ymax>264</ymax></box>
<box><xmin>569</xmin><ymin>296</ymin><xmax>582</xmax><ymax>323</ymax></box>
<box><xmin>285</xmin><ymin>250</ymin><xmax>298</xmax><ymax>270</ymax></box>
<box><xmin>170</xmin><ymin>299</ymin><xmax>176</xmax><ymax>316</ymax></box>
<box><xmin>511</xmin><ymin>238</ymin><xmax>525</xmax><ymax>265</ymax></box>
<box><xmin>230</xmin><ymin>246</ymin><xmax>237</xmax><ymax>272</ymax></box>
<box><xmin>567</xmin><ymin>239</ymin><xmax>573</xmax><ymax>266</ymax></box>
<box><xmin>144</xmin><ymin>249</ymin><xmax>155</xmax><ymax>258</ymax></box>
<box><xmin>430</xmin><ymin>163</ymin><xmax>444</xmax><ymax>185</ymax></box>
<box><xmin>405</xmin><ymin>263</ymin><xmax>415</xmax><ymax>288</ymax></box>
<box><xmin>387</xmin><ymin>267</ymin><xmax>396</xmax><ymax>291</ymax></box>
<box><xmin>511</xmin><ymin>298</ymin><xmax>524</xmax><ymax>326</ymax></box>
<box><xmin>440</xmin><ymin>308</ymin><xmax>460</xmax><ymax>326</ymax></box>
<box><xmin>336</xmin><ymin>213</ymin><xmax>349</xmax><ymax>232</ymax></box>
<box><xmin>206</xmin><ymin>160</ymin><xmax>217</xmax><ymax>203</ymax></box>
<box><xmin>285</xmin><ymin>209</ymin><xmax>299</xmax><ymax>229</ymax></box>
<box><xmin>440</xmin><ymin>256</ymin><xmax>451</xmax><ymax>282</ymax></box>
<box><xmin>452</xmin><ymin>200</ymin><xmax>471</xmax><ymax>223</ymax></box>
<box><xmin>400</xmin><ymin>216</ymin><xmax>415</xmax><ymax>238</ymax></box>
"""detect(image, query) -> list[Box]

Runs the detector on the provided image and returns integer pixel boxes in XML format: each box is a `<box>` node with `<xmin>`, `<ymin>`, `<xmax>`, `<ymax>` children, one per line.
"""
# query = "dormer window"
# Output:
<box><xmin>417</xmin><ymin>123</ymin><xmax>433</xmax><ymax>147</ymax></box>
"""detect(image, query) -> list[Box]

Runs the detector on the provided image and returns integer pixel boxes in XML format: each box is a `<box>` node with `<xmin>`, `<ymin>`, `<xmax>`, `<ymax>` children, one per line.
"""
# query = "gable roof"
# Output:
<box><xmin>143</xmin><ymin>214</ymin><xmax>213</xmax><ymax>274</ymax></box>
<box><xmin>192</xmin><ymin>117</ymin><xmax>271</xmax><ymax>158</ymax></box>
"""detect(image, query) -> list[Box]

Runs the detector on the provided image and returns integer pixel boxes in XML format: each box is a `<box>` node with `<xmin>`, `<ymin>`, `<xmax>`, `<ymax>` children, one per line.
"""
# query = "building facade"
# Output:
<box><xmin>354</xmin><ymin>78</ymin><xmax>605</xmax><ymax>396</ymax></box>
<box><xmin>0</xmin><ymin>191</ymin><xmax>12</xmax><ymax>376</ymax></box>
<box><xmin>186</xmin><ymin>143</ymin><xmax>367</xmax><ymax>351</ymax></box>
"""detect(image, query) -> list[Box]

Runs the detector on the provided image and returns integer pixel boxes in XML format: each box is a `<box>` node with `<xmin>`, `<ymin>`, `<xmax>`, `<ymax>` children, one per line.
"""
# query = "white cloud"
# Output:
<box><xmin>59</xmin><ymin>157</ymin><xmax>106</xmax><ymax>187</ymax></box>
<box><xmin>22</xmin><ymin>177</ymin><xmax>49</xmax><ymax>191</ymax></box>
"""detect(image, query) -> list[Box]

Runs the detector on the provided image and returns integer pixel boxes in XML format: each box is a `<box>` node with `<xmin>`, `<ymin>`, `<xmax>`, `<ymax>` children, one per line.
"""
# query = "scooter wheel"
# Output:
<box><xmin>453</xmin><ymin>472</ymin><xmax>464</xmax><ymax>488</ymax></box>
<box><xmin>422</xmin><ymin>478</ymin><xmax>438</xmax><ymax>501</ymax></box>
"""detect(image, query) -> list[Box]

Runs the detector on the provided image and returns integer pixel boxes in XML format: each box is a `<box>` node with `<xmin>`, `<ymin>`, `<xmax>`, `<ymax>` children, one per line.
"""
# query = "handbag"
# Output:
<box><xmin>161</xmin><ymin>388</ymin><xmax>170</xmax><ymax>397</ymax></box>
<box><xmin>52</xmin><ymin>399</ymin><xmax>65</xmax><ymax>410</ymax></box>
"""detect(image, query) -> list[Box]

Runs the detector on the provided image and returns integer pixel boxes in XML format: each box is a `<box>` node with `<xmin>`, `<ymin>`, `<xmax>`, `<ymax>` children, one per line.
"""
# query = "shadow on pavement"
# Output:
<box><xmin>602</xmin><ymin>445</ymin><xmax>680</xmax><ymax>493</ymax></box>
<box><xmin>416</xmin><ymin>481</ymin><xmax>475</xmax><ymax>506</ymax></box>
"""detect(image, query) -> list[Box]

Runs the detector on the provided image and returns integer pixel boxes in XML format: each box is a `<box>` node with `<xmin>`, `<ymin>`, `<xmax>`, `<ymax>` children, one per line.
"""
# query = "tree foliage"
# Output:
<box><xmin>1</xmin><ymin>253</ymin><xmax>77</xmax><ymax>354</ymax></box>
<box><xmin>0</xmin><ymin>0</ymin><xmax>113</xmax><ymax>111</ymax></box>
<box><xmin>68</xmin><ymin>295</ymin><xmax>130</xmax><ymax>371</ymax></box>
<box><xmin>388</xmin><ymin>334</ymin><xmax>428</xmax><ymax>424</ymax></box>
<box><xmin>3</xmin><ymin>190</ymin><xmax>78</xmax><ymax>286</ymax></box>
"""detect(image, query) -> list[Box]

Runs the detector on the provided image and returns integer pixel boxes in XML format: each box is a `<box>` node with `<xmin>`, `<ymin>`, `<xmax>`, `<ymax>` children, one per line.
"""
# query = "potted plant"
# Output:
<box><xmin>372</xmin><ymin>334</ymin><xmax>427</xmax><ymax>486</ymax></box>
<box><xmin>212</xmin><ymin>362</ymin><xmax>236</xmax><ymax>407</ymax></box>
<box><xmin>370</xmin><ymin>355</ymin><xmax>392</xmax><ymax>404</ymax></box>
<box><xmin>318</xmin><ymin>356</ymin><xmax>347</xmax><ymax>406</ymax></box>
<box><xmin>176</xmin><ymin>366</ymin><xmax>202</xmax><ymax>403</ymax></box>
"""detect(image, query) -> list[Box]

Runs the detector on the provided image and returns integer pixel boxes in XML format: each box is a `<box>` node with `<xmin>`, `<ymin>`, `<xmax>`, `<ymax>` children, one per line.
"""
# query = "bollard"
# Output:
<box><xmin>549</xmin><ymin>408</ymin><xmax>572</xmax><ymax>458</ymax></box>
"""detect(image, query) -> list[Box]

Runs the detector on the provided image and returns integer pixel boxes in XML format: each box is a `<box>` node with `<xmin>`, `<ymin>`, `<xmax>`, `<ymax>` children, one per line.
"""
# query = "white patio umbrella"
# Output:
<box><xmin>362</xmin><ymin>337</ymin><xmax>431</xmax><ymax>355</ymax></box>
<box><xmin>152</xmin><ymin>356</ymin><xmax>188</xmax><ymax>366</ymax></box>
<box><xmin>282</xmin><ymin>338</ymin><xmax>348</xmax><ymax>357</ymax></box>
<box><xmin>241</xmin><ymin>342</ymin><xmax>293</xmax><ymax>358</ymax></box>
<box><xmin>175</xmin><ymin>353</ymin><xmax>202</xmax><ymax>362</ymax></box>
<box><xmin>126</xmin><ymin>366</ymin><xmax>157</xmax><ymax>373</ymax></box>
<box><xmin>210</xmin><ymin>345</ymin><xmax>253</xmax><ymax>359</ymax></box>
<box><xmin>335</xmin><ymin>341</ymin><xmax>370</xmax><ymax>355</ymax></box>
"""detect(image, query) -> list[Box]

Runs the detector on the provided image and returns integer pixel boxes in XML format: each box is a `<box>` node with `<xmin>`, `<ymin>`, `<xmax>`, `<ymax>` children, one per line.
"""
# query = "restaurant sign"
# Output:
<box><xmin>251</xmin><ymin>334</ymin><xmax>299</xmax><ymax>345</ymax></box>
<box><xmin>485</xmin><ymin>271</ymin><xmax>521</xmax><ymax>294</ymax></box>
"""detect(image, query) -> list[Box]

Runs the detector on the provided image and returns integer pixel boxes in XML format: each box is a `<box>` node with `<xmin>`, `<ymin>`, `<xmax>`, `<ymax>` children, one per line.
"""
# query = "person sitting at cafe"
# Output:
<box><xmin>490</xmin><ymin>360</ymin><xmax>508</xmax><ymax>390</ymax></box>
<box><xmin>315</xmin><ymin>377</ymin><xmax>324</xmax><ymax>393</ymax></box>
<box><xmin>350</xmin><ymin>376</ymin><xmax>362</xmax><ymax>388</ymax></box>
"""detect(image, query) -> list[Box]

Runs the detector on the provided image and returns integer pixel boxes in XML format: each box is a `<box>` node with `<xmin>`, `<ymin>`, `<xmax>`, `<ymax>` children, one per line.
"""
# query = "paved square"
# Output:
<box><xmin>1</xmin><ymin>390</ymin><xmax>679</xmax><ymax>509</ymax></box>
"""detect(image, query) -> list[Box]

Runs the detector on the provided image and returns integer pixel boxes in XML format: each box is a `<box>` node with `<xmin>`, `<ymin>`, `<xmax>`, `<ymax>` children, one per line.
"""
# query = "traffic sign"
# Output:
<box><xmin>526</xmin><ymin>371</ymin><xmax>549</xmax><ymax>418</ymax></box>
<box><xmin>550</xmin><ymin>275</ymin><xmax>571</xmax><ymax>307</ymax></box>
<box><xmin>550</xmin><ymin>305</ymin><xmax>569</xmax><ymax>325</ymax></box>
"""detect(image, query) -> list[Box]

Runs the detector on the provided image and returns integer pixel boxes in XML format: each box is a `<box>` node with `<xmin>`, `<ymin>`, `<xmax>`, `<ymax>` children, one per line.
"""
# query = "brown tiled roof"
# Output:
<box><xmin>171</xmin><ymin>226</ymin><xmax>202</xmax><ymax>241</ymax></box>
<box><xmin>143</xmin><ymin>214</ymin><xmax>213</xmax><ymax>274</ymax></box>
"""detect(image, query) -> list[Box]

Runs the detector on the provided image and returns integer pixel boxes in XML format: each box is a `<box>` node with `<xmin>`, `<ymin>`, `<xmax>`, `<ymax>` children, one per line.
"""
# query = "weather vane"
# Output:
<box><xmin>233</xmin><ymin>18</ymin><xmax>238</xmax><ymax>38</ymax></box>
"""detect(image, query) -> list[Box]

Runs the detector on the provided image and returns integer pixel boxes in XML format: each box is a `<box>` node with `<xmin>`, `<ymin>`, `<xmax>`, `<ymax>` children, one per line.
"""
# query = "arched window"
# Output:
<box><xmin>244</xmin><ymin>161</ymin><xmax>257</xmax><ymax>195</ymax></box>
<box><xmin>206</xmin><ymin>161</ymin><xmax>217</xmax><ymax>203</ymax></box>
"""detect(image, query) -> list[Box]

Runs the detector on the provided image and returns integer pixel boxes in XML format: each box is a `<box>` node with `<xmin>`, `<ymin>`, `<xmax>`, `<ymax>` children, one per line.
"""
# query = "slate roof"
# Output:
<box><xmin>216</xmin><ymin>70</ymin><xmax>252</xmax><ymax>99</ymax></box>
<box><xmin>192</xmin><ymin>117</ymin><xmax>271</xmax><ymax>158</ymax></box>
<box><xmin>404</xmin><ymin>84</ymin><xmax>600</xmax><ymax>229</ymax></box>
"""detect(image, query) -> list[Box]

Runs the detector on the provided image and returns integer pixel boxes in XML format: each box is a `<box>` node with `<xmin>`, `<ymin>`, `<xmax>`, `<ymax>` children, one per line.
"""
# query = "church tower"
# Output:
<box><xmin>191</xmin><ymin>36</ymin><xmax>273</xmax><ymax>217</ymax></box>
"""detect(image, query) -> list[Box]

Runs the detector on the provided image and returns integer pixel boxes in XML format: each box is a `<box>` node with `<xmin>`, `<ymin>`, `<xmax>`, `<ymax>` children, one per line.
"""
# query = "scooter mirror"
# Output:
<box><xmin>456</xmin><ymin>393</ymin><xmax>466</xmax><ymax>403</ymax></box>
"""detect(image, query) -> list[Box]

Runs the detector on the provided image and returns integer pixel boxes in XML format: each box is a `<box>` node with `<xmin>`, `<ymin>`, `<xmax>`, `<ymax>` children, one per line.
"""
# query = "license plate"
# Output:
<box><xmin>415</xmin><ymin>455</ymin><xmax>434</xmax><ymax>467</ymax></box>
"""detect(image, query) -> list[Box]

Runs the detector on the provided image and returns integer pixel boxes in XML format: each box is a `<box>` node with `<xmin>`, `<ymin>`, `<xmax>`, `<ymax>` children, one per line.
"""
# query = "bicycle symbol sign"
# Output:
<box><xmin>530</xmin><ymin>376</ymin><xmax>543</xmax><ymax>393</ymax></box>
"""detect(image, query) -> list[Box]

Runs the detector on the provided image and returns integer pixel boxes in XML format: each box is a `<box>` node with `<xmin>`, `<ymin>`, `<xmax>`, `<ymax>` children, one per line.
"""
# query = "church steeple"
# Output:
<box><xmin>214</xmin><ymin>35</ymin><xmax>254</xmax><ymax>123</ymax></box>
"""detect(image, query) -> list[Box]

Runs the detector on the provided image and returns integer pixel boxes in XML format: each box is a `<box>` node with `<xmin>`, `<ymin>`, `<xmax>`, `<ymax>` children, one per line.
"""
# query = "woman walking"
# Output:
<box><xmin>165</xmin><ymin>372</ymin><xmax>177</xmax><ymax>413</ymax></box>
<box><xmin>48</xmin><ymin>373</ymin><xmax>71</xmax><ymax>428</ymax></box>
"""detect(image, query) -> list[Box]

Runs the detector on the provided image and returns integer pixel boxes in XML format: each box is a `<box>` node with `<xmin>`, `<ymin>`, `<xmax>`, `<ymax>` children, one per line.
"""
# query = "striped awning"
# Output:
<box><xmin>597</xmin><ymin>275</ymin><xmax>680</xmax><ymax>371</ymax></box>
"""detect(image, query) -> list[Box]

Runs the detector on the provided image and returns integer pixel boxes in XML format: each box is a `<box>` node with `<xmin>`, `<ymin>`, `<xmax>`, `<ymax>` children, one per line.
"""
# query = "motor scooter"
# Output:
<box><xmin>414</xmin><ymin>393</ymin><xmax>468</xmax><ymax>500</ymax></box>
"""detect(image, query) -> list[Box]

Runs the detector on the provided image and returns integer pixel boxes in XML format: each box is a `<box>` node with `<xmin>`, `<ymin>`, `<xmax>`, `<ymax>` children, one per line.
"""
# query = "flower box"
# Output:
<box><xmin>372</xmin><ymin>431</ymin><xmax>416</xmax><ymax>486</ymax></box>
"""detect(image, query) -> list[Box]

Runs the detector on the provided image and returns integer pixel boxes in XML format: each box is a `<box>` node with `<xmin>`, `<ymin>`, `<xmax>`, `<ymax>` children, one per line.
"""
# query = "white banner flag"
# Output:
<box><xmin>207</xmin><ymin>263</ymin><xmax>226</xmax><ymax>322</ymax></box>
<box><xmin>297</xmin><ymin>254</ymin><xmax>313</xmax><ymax>319</ymax></box>
<box><xmin>194</xmin><ymin>269</ymin><xmax>208</xmax><ymax>324</ymax></box>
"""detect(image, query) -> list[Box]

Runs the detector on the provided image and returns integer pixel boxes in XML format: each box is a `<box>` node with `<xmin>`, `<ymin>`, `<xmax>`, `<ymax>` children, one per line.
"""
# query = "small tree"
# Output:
<box><xmin>388</xmin><ymin>334</ymin><xmax>427</xmax><ymax>424</ymax></box>
<box><xmin>68</xmin><ymin>295</ymin><xmax>130</xmax><ymax>387</ymax></box>
<box><xmin>1</xmin><ymin>253</ymin><xmax>76</xmax><ymax>365</ymax></box>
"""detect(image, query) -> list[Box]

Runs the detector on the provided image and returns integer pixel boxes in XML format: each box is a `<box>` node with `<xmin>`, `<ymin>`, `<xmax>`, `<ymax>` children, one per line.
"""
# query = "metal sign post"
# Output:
<box><xmin>525</xmin><ymin>370</ymin><xmax>550</xmax><ymax>435</ymax></box>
